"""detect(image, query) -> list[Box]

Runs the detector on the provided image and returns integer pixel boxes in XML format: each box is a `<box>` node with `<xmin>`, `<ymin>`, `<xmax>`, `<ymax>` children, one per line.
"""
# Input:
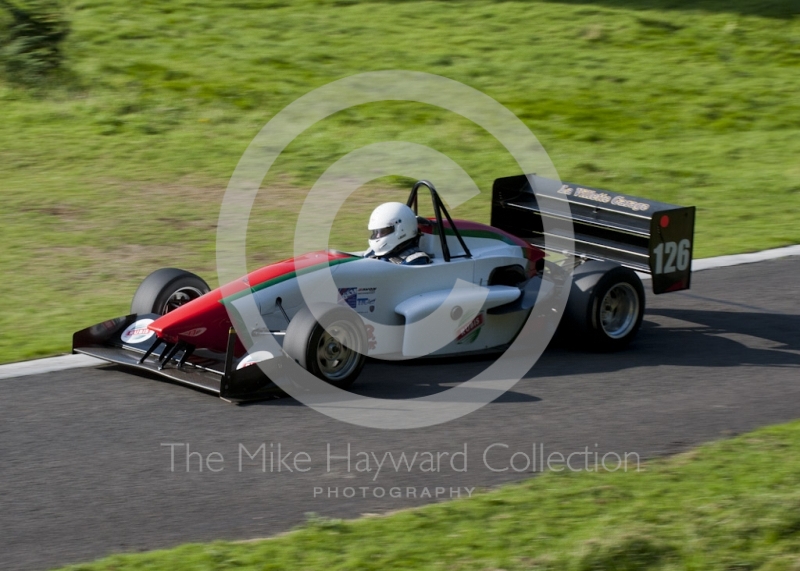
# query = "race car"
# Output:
<box><xmin>73</xmin><ymin>174</ymin><xmax>695</xmax><ymax>401</ymax></box>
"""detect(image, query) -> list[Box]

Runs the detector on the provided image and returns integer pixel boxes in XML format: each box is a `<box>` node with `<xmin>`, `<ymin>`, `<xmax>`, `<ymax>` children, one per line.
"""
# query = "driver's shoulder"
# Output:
<box><xmin>402</xmin><ymin>251</ymin><xmax>432</xmax><ymax>265</ymax></box>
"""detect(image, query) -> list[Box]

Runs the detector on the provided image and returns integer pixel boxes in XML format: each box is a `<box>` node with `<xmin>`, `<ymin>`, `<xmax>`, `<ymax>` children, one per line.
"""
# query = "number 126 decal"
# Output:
<box><xmin>653</xmin><ymin>239</ymin><xmax>691</xmax><ymax>274</ymax></box>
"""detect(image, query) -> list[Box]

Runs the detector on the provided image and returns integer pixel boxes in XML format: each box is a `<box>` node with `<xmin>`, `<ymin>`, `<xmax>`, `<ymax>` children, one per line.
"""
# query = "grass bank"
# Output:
<box><xmin>1</xmin><ymin>0</ymin><xmax>799</xmax><ymax>361</ymax></box>
<box><xmin>57</xmin><ymin>420</ymin><xmax>800</xmax><ymax>570</ymax></box>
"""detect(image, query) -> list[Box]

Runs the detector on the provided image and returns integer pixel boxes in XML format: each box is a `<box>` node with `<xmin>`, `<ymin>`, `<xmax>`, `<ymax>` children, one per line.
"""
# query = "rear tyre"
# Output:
<box><xmin>563</xmin><ymin>263</ymin><xmax>645</xmax><ymax>351</ymax></box>
<box><xmin>283</xmin><ymin>305</ymin><xmax>367</xmax><ymax>388</ymax></box>
<box><xmin>130</xmin><ymin>268</ymin><xmax>210</xmax><ymax>316</ymax></box>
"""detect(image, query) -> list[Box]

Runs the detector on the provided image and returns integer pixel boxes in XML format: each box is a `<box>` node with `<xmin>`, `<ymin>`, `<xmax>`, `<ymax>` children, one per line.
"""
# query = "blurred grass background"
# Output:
<box><xmin>1</xmin><ymin>0</ymin><xmax>799</xmax><ymax>361</ymax></box>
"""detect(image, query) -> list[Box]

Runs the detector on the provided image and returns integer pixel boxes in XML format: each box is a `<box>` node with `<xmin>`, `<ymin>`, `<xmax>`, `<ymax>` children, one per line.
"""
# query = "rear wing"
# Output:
<box><xmin>490</xmin><ymin>174</ymin><xmax>696</xmax><ymax>294</ymax></box>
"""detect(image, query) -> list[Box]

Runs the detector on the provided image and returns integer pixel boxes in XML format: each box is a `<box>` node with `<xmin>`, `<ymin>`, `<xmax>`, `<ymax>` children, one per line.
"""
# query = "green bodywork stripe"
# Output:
<box><xmin>218</xmin><ymin>256</ymin><xmax>359</xmax><ymax>305</ymax></box>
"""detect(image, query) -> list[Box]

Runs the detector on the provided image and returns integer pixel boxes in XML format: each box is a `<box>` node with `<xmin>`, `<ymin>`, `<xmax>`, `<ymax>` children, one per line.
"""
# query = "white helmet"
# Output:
<box><xmin>368</xmin><ymin>202</ymin><xmax>418</xmax><ymax>256</ymax></box>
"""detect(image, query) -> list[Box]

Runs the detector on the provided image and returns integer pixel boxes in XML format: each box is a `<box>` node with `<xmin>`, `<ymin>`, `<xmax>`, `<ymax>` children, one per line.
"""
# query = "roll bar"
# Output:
<box><xmin>406</xmin><ymin>180</ymin><xmax>472</xmax><ymax>262</ymax></box>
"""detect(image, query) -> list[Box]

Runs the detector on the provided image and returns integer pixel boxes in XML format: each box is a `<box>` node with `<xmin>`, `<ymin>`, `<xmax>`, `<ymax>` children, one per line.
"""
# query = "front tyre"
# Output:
<box><xmin>283</xmin><ymin>305</ymin><xmax>367</xmax><ymax>388</ymax></box>
<box><xmin>564</xmin><ymin>263</ymin><xmax>645</xmax><ymax>351</ymax></box>
<box><xmin>130</xmin><ymin>268</ymin><xmax>210</xmax><ymax>315</ymax></box>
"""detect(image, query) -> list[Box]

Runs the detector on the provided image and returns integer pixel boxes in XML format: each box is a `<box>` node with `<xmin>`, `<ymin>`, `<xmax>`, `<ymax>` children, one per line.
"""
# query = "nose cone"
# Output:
<box><xmin>148</xmin><ymin>287</ymin><xmax>235</xmax><ymax>351</ymax></box>
<box><xmin>148</xmin><ymin>250</ymin><xmax>358</xmax><ymax>352</ymax></box>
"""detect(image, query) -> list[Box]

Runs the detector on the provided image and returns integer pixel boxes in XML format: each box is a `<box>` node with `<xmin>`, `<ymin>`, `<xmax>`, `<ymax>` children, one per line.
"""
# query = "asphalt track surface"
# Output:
<box><xmin>2</xmin><ymin>257</ymin><xmax>799</xmax><ymax>571</ymax></box>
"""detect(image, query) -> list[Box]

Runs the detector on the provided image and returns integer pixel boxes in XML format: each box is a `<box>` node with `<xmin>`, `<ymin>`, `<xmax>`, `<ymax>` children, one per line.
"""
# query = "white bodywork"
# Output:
<box><xmin>243</xmin><ymin>232</ymin><xmax>534</xmax><ymax>360</ymax></box>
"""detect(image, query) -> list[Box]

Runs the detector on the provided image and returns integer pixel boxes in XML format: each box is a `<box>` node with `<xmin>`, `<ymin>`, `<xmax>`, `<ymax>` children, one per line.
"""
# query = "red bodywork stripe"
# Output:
<box><xmin>148</xmin><ymin>251</ymin><xmax>355</xmax><ymax>352</ymax></box>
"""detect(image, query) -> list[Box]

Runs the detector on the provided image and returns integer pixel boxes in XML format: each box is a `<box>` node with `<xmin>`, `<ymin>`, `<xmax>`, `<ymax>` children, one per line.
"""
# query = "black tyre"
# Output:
<box><xmin>283</xmin><ymin>305</ymin><xmax>367</xmax><ymax>388</ymax></box>
<box><xmin>130</xmin><ymin>268</ymin><xmax>210</xmax><ymax>315</ymax></box>
<box><xmin>563</xmin><ymin>262</ymin><xmax>645</xmax><ymax>351</ymax></box>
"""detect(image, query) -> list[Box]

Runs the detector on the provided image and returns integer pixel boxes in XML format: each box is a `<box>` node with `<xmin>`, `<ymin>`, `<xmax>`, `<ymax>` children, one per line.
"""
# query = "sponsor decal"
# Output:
<box><xmin>365</xmin><ymin>324</ymin><xmax>377</xmax><ymax>351</ymax></box>
<box><xmin>338</xmin><ymin>287</ymin><xmax>377</xmax><ymax>314</ymax></box>
<box><xmin>338</xmin><ymin>287</ymin><xmax>358</xmax><ymax>309</ymax></box>
<box><xmin>120</xmin><ymin>319</ymin><xmax>155</xmax><ymax>344</ymax></box>
<box><xmin>557</xmin><ymin>184</ymin><xmax>650</xmax><ymax>212</ymax></box>
<box><xmin>236</xmin><ymin>351</ymin><xmax>275</xmax><ymax>370</ymax></box>
<box><xmin>574</xmin><ymin>187</ymin><xmax>612</xmax><ymax>203</ymax></box>
<box><xmin>610</xmin><ymin>195</ymin><xmax>650</xmax><ymax>212</ymax></box>
<box><xmin>557</xmin><ymin>184</ymin><xmax>611</xmax><ymax>202</ymax></box>
<box><xmin>180</xmin><ymin>327</ymin><xmax>207</xmax><ymax>338</ymax></box>
<box><xmin>456</xmin><ymin>312</ymin><xmax>484</xmax><ymax>344</ymax></box>
<box><xmin>356</xmin><ymin>295</ymin><xmax>377</xmax><ymax>313</ymax></box>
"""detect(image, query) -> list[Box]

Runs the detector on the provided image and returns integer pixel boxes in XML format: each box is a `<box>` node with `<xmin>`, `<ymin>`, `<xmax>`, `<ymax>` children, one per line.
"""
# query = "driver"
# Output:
<box><xmin>366</xmin><ymin>202</ymin><xmax>432</xmax><ymax>265</ymax></box>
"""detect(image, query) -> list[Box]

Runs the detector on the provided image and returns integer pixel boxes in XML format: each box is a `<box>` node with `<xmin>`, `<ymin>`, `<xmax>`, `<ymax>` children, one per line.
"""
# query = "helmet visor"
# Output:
<box><xmin>370</xmin><ymin>226</ymin><xmax>395</xmax><ymax>240</ymax></box>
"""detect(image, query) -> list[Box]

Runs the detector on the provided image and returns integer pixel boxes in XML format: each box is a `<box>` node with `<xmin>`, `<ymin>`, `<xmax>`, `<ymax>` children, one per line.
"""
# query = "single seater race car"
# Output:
<box><xmin>73</xmin><ymin>174</ymin><xmax>695</xmax><ymax>401</ymax></box>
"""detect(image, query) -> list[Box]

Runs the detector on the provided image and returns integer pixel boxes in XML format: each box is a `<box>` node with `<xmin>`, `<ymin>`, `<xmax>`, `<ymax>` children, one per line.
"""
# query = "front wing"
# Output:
<box><xmin>72</xmin><ymin>314</ymin><xmax>288</xmax><ymax>402</ymax></box>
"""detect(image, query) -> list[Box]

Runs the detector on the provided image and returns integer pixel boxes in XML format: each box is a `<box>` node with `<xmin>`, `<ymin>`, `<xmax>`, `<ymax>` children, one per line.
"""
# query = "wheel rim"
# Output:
<box><xmin>161</xmin><ymin>286</ymin><xmax>205</xmax><ymax>314</ymax></box>
<box><xmin>599</xmin><ymin>282</ymin><xmax>640</xmax><ymax>339</ymax></box>
<box><xmin>315</xmin><ymin>320</ymin><xmax>362</xmax><ymax>381</ymax></box>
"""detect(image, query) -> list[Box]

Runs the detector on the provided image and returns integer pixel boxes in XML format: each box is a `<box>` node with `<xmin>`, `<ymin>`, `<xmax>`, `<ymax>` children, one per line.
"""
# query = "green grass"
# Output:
<box><xmin>56</xmin><ymin>420</ymin><xmax>800</xmax><ymax>570</ymax></box>
<box><xmin>1</xmin><ymin>0</ymin><xmax>799</xmax><ymax>362</ymax></box>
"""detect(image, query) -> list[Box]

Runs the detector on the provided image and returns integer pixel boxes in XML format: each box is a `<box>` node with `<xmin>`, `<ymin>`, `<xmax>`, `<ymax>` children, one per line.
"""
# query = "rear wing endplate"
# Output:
<box><xmin>491</xmin><ymin>174</ymin><xmax>696</xmax><ymax>294</ymax></box>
